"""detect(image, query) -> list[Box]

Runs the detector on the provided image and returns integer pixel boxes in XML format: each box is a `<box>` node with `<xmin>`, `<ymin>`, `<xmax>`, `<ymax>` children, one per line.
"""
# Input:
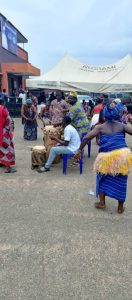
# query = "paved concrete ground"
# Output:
<box><xmin>0</xmin><ymin>119</ymin><xmax>132</xmax><ymax>300</ymax></box>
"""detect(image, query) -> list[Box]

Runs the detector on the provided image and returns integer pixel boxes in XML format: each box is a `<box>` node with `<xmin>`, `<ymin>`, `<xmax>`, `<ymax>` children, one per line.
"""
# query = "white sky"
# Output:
<box><xmin>1</xmin><ymin>0</ymin><xmax>132</xmax><ymax>74</ymax></box>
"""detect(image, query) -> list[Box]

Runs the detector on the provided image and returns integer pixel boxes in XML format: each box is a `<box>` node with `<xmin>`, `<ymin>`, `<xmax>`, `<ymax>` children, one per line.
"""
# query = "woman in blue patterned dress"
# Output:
<box><xmin>74</xmin><ymin>102</ymin><xmax>132</xmax><ymax>214</ymax></box>
<box><xmin>21</xmin><ymin>98</ymin><xmax>37</xmax><ymax>141</ymax></box>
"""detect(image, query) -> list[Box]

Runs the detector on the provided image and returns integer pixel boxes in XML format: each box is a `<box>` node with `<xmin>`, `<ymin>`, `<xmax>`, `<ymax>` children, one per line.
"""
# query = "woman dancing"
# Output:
<box><xmin>75</xmin><ymin>102</ymin><xmax>132</xmax><ymax>214</ymax></box>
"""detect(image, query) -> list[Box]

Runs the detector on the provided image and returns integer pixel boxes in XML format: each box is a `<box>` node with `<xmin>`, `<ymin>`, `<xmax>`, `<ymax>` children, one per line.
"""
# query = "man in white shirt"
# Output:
<box><xmin>38</xmin><ymin>116</ymin><xmax>80</xmax><ymax>172</ymax></box>
<box><xmin>19</xmin><ymin>90</ymin><xmax>26</xmax><ymax>105</ymax></box>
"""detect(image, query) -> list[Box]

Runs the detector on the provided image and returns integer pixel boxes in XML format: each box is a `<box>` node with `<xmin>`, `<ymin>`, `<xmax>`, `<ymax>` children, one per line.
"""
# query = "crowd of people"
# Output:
<box><xmin>0</xmin><ymin>89</ymin><xmax>132</xmax><ymax>213</ymax></box>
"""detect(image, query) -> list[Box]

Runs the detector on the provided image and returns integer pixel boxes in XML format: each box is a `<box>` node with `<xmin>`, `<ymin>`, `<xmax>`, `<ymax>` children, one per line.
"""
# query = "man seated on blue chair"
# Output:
<box><xmin>38</xmin><ymin>115</ymin><xmax>80</xmax><ymax>172</ymax></box>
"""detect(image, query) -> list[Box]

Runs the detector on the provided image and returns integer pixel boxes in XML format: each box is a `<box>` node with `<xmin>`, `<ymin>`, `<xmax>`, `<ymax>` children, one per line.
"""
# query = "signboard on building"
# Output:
<box><xmin>1</xmin><ymin>18</ymin><xmax>17</xmax><ymax>55</ymax></box>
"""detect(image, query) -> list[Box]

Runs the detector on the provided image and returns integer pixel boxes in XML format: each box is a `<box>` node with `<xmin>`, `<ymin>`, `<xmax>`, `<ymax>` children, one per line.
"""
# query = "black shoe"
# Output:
<box><xmin>37</xmin><ymin>166</ymin><xmax>50</xmax><ymax>173</ymax></box>
<box><xmin>5</xmin><ymin>167</ymin><xmax>17</xmax><ymax>173</ymax></box>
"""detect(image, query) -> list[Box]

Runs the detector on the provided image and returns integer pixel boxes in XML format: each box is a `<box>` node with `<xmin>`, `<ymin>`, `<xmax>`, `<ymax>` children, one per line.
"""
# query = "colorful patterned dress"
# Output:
<box><xmin>0</xmin><ymin>105</ymin><xmax>15</xmax><ymax>166</ymax></box>
<box><xmin>23</xmin><ymin>105</ymin><xmax>37</xmax><ymax>141</ymax></box>
<box><xmin>67</xmin><ymin>101</ymin><xmax>90</xmax><ymax>137</ymax></box>
<box><xmin>49</xmin><ymin>99</ymin><xmax>69</xmax><ymax>126</ymax></box>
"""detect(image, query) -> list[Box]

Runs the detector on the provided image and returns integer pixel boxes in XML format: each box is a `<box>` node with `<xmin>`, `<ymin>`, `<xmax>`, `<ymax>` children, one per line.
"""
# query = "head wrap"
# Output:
<box><xmin>103</xmin><ymin>103</ymin><xmax>124</xmax><ymax>121</ymax></box>
<box><xmin>69</xmin><ymin>91</ymin><xmax>77</xmax><ymax>98</ymax></box>
<box><xmin>113</xmin><ymin>98</ymin><xmax>121</xmax><ymax>104</ymax></box>
<box><xmin>26</xmin><ymin>98</ymin><xmax>32</xmax><ymax>105</ymax></box>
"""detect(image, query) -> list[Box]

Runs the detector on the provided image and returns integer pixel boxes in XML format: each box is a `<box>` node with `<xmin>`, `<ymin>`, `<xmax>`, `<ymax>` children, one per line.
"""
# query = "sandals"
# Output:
<box><xmin>72</xmin><ymin>161</ymin><xmax>80</xmax><ymax>166</ymax></box>
<box><xmin>5</xmin><ymin>168</ymin><xmax>17</xmax><ymax>173</ymax></box>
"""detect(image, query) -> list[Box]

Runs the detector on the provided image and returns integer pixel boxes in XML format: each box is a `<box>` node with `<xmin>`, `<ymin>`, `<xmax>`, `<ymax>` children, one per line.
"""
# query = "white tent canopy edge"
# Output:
<box><xmin>26</xmin><ymin>53</ymin><xmax>132</xmax><ymax>93</ymax></box>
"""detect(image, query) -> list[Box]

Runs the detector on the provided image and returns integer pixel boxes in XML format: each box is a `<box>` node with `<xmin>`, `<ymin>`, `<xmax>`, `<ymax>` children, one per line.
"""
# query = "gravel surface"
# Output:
<box><xmin>0</xmin><ymin>119</ymin><xmax>132</xmax><ymax>300</ymax></box>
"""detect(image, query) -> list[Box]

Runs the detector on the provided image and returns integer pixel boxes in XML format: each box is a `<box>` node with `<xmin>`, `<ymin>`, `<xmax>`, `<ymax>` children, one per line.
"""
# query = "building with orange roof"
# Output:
<box><xmin>0</xmin><ymin>13</ymin><xmax>40</xmax><ymax>95</ymax></box>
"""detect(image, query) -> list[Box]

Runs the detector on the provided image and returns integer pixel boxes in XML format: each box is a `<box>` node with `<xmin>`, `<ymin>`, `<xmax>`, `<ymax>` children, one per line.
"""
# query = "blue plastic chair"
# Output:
<box><xmin>63</xmin><ymin>152</ymin><xmax>83</xmax><ymax>175</ymax></box>
<box><xmin>81</xmin><ymin>132</ymin><xmax>91</xmax><ymax>159</ymax></box>
<box><xmin>62</xmin><ymin>131</ymin><xmax>91</xmax><ymax>175</ymax></box>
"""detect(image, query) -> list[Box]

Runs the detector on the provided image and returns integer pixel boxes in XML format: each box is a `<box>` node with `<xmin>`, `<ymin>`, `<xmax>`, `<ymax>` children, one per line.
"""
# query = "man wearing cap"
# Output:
<box><xmin>67</xmin><ymin>91</ymin><xmax>90</xmax><ymax>137</ymax></box>
<box><xmin>38</xmin><ymin>116</ymin><xmax>80</xmax><ymax>172</ymax></box>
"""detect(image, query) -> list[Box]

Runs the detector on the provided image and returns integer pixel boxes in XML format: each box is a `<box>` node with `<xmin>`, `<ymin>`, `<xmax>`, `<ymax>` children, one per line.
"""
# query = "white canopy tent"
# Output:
<box><xmin>26</xmin><ymin>54</ymin><xmax>132</xmax><ymax>93</ymax></box>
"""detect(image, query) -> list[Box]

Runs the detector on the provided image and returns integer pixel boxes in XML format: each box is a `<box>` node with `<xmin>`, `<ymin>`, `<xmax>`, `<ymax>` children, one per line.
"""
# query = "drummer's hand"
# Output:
<box><xmin>50</xmin><ymin>135</ymin><xmax>57</xmax><ymax>141</ymax></box>
<box><xmin>74</xmin><ymin>150</ymin><xmax>81</xmax><ymax>160</ymax></box>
